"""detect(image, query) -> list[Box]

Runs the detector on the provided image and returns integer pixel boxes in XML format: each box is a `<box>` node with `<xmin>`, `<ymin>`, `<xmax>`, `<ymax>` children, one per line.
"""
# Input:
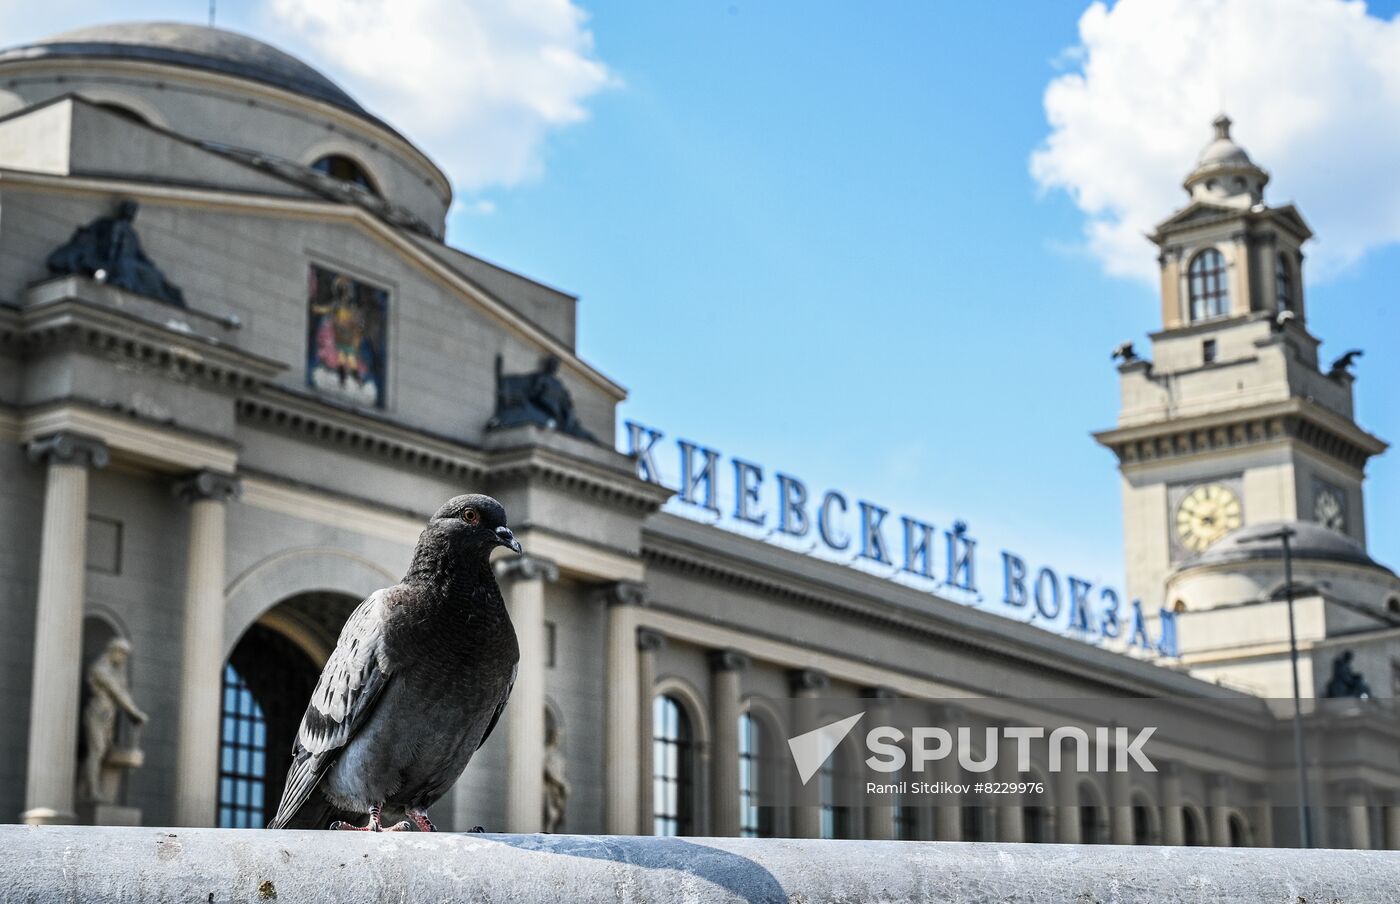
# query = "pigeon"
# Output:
<box><xmin>267</xmin><ymin>493</ymin><xmax>523</xmax><ymax>832</ymax></box>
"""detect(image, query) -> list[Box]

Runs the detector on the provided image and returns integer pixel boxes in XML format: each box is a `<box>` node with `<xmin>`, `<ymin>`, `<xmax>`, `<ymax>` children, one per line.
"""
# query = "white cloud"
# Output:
<box><xmin>264</xmin><ymin>0</ymin><xmax>615</xmax><ymax>191</ymax></box>
<box><xmin>1032</xmin><ymin>0</ymin><xmax>1400</xmax><ymax>281</ymax></box>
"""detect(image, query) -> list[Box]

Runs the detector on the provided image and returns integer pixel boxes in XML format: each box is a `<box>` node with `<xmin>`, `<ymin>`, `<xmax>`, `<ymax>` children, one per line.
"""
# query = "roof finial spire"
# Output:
<box><xmin>1212</xmin><ymin>113</ymin><xmax>1232</xmax><ymax>141</ymax></box>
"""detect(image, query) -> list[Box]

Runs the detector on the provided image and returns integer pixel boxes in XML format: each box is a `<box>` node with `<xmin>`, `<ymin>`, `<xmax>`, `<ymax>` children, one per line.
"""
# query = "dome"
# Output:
<box><xmin>0</xmin><ymin>22</ymin><xmax>367</xmax><ymax>118</ymax></box>
<box><xmin>1183</xmin><ymin>115</ymin><xmax>1268</xmax><ymax>205</ymax></box>
<box><xmin>1185</xmin><ymin>520</ymin><xmax>1390</xmax><ymax>572</ymax></box>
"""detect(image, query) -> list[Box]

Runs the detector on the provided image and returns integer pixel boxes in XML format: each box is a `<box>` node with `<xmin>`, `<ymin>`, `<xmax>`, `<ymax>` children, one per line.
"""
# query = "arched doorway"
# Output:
<box><xmin>217</xmin><ymin>591</ymin><xmax>360</xmax><ymax>828</ymax></box>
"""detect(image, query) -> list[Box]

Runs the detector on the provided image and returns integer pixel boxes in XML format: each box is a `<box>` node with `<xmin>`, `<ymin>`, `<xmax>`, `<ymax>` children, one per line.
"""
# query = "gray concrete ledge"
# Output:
<box><xmin>2</xmin><ymin>826</ymin><xmax>1399</xmax><ymax>903</ymax></box>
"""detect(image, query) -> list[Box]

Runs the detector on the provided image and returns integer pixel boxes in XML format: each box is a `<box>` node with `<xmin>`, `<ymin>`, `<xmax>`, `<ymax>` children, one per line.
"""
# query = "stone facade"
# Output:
<box><xmin>0</xmin><ymin>23</ymin><xmax>1397</xmax><ymax>850</ymax></box>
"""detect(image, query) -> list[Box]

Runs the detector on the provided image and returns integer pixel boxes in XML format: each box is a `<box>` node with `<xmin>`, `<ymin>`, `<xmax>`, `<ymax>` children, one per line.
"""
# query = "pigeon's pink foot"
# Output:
<box><xmin>331</xmin><ymin>806</ymin><xmax>385</xmax><ymax>831</ymax></box>
<box><xmin>382</xmin><ymin>820</ymin><xmax>413</xmax><ymax>832</ymax></box>
<box><xmin>408</xmin><ymin>808</ymin><xmax>437</xmax><ymax>833</ymax></box>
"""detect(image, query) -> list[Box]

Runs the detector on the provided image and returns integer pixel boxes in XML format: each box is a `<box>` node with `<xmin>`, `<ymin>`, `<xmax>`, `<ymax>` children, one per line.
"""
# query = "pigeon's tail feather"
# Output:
<box><xmin>268</xmin><ymin>753</ymin><xmax>327</xmax><ymax>829</ymax></box>
<box><xmin>270</xmin><ymin>788</ymin><xmax>346</xmax><ymax>830</ymax></box>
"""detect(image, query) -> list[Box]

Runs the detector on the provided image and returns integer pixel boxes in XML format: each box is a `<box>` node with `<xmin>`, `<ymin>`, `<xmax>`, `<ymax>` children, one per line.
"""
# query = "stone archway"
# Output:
<box><xmin>216</xmin><ymin>591</ymin><xmax>361</xmax><ymax>828</ymax></box>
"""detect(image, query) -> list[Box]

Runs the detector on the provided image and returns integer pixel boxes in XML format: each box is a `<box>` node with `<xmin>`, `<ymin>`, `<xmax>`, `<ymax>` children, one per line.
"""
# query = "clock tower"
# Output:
<box><xmin>1094</xmin><ymin>116</ymin><xmax>1388</xmax><ymax>610</ymax></box>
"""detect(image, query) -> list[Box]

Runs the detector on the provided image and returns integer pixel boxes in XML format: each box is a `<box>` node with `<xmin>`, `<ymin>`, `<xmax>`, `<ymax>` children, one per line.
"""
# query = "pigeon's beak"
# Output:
<box><xmin>495</xmin><ymin>526</ymin><xmax>523</xmax><ymax>555</ymax></box>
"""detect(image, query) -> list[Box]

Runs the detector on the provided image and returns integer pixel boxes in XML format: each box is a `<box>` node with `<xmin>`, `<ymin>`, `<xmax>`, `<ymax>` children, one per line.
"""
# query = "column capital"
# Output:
<box><xmin>1208</xmin><ymin>773</ymin><xmax>1233</xmax><ymax>794</ymax></box>
<box><xmin>173</xmin><ymin>470</ymin><xmax>240</xmax><ymax>504</ymax></box>
<box><xmin>495</xmin><ymin>554</ymin><xmax>559</xmax><ymax>583</ymax></box>
<box><xmin>708</xmin><ymin>648</ymin><xmax>750</xmax><ymax>673</ymax></box>
<box><xmin>636</xmin><ymin>627</ymin><xmax>666</xmax><ymax>653</ymax></box>
<box><xmin>787</xmin><ymin>667</ymin><xmax>829</xmax><ymax>694</ymax></box>
<box><xmin>1336</xmin><ymin>779</ymin><xmax>1371</xmax><ymax>799</ymax></box>
<box><xmin>596</xmin><ymin>581</ymin><xmax>646</xmax><ymax>608</ymax></box>
<box><xmin>1159</xmin><ymin>761</ymin><xmax>1183</xmax><ymax>780</ymax></box>
<box><xmin>860</xmin><ymin>685</ymin><xmax>899</xmax><ymax>702</ymax></box>
<box><xmin>26</xmin><ymin>432</ymin><xmax>109</xmax><ymax>469</ymax></box>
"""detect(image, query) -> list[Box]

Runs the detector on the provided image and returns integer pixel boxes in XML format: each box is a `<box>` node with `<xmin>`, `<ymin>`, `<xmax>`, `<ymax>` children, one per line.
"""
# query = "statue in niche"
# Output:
<box><xmin>542</xmin><ymin>717</ymin><xmax>570</xmax><ymax>833</ymax></box>
<box><xmin>488</xmin><ymin>354</ymin><xmax>597</xmax><ymax>441</ymax></box>
<box><xmin>79</xmin><ymin>637</ymin><xmax>148</xmax><ymax>804</ymax></box>
<box><xmin>46</xmin><ymin>200</ymin><xmax>186</xmax><ymax>307</ymax></box>
<box><xmin>1323</xmin><ymin>649</ymin><xmax>1372</xmax><ymax>699</ymax></box>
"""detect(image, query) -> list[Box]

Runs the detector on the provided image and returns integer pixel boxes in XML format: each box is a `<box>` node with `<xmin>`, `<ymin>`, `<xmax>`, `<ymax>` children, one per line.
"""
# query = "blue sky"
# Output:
<box><xmin>443</xmin><ymin>0</ymin><xmax>1400</xmax><ymax>601</ymax></box>
<box><xmin>3</xmin><ymin>1</ymin><xmax>1397</xmax><ymax>621</ymax></box>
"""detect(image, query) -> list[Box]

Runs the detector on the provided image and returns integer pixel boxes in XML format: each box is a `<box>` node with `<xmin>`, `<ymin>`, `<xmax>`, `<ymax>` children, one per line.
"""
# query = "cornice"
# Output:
<box><xmin>236</xmin><ymin>390</ymin><xmax>489</xmax><ymax>482</ymax></box>
<box><xmin>238</xmin><ymin>389</ymin><xmax>669</xmax><ymax>516</ymax></box>
<box><xmin>488</xmin><ymin>444</ymin><xmax>673</xmax><ymax>516</ymax></box>
<box><xmin>1</xmin><ymin>282</ymin><xmax>285</xmax><ymax>391</ymax></box>
<box><xmin>639</xmin><ymin>523</ymin><xmax>1222</xmax><ymax>700</ymax></box>
<box><xmin>1094</xmin><ymin>398</ymin><xmax>1387</xmax><ymax>472</ymax></box>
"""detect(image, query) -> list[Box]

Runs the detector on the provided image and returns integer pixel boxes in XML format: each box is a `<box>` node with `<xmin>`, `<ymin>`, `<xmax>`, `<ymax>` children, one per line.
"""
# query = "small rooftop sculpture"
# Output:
<box><xmin>46</xmin><ymin>200</ymin><xmax>186</xmax><ymax>306</ymax></box>
<box><xmin>488</xmin><ymin>354</ymin><xmax>596</xmax><ymax>441</ymax></box>
<box><xmin>1323</xmin><ymin>649</ymin><xmax>1372</xmax><ymax>699</ymax></box>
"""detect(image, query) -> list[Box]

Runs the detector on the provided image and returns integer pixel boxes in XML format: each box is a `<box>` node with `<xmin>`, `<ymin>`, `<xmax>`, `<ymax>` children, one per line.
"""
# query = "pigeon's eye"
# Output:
<box><xmin>462</xmin><ymin>509</ymin><xmax>480</xmax><ymax>525</ymax></box>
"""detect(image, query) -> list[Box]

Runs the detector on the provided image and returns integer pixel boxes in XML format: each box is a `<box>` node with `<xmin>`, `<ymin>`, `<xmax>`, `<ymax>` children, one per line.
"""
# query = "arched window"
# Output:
<box><xmin>1227</xmin><ymin>813</ymin><xmax>1248</xmax><ymax>847</ymax></box>
<box><xmin>1275</xmin><ymin>253</ymin><xmax>1294</xmax><ymax>311</ymax></box>
<box><xmin>1188</xmin><ymin>249</ymin><xmax>1230</xmax><ymax>321</ymax></box>
<box><xmin>1182</xmin><ymin>807</ymin><xmax>1202</xmax><ymax>846</ymax></box>
<box><xmin>1079</xmin><ymin>784</ymin><xmax>1104</xmax><ymax>843</ymax></box>
<box><xmin>819</xmin><ymin>746</ymin><xmax>852</xmax><ymax>839</ymax></box>
<box><xmin>653</xmin><ymin>695</ymin><xmax>694</xmax><ymax>836</ymax></box>
<box><xmin>1023</xmin><ymin>805</ymin><xmax>1047</xmax><ymax>843</ymax></box>
<box><xmin>738</xmin><ymin>712</ymin><xmax>773</xmax><ymax>837</ymax></box>
<box><xmin>311</xmin><ymin>154</ymin><xmax>378</xmax><ymax>194</ymax></box>
<box><xmin>960</xmin><ymin>804</ymin><xmax>985</xmax><ymax>841</ymax></box>
<box><xmin>218</xmin><ymin>663</ymin><xmax>268</xmax><ymax>828</ymax></box>
<box><xmin>95</xmin><ymin>101</ymin><xmax>150</xmax><ymax>125</ymax></box>
<box><xmin>1132</xmin><ymin>803</ymin><xmax>1153</xmax><ymax>844</ymax></box>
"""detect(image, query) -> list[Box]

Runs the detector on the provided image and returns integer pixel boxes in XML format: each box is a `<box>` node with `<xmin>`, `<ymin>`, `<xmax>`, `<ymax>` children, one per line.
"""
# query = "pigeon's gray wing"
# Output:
<box><xmin>474</xmin><ymin>663</ymin><xmax>517</xmax><ymax>753</ymax></box>
<box><xmin>268</xmin><ymin>589</ymin><xmax>393</xmax><ymax>829</ymax></box>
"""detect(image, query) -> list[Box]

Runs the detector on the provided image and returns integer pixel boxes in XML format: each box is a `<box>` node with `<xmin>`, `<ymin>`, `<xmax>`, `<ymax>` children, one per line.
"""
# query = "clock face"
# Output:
<box><xmin>1314</xmin><ymin>488</ymin><xmax>1345</xmax><ymax>531</ymax></box>
<box><xmin>1176</xmin><ymin>484</ymin><xmax>1243</xmax><ymax>553</ymax></box>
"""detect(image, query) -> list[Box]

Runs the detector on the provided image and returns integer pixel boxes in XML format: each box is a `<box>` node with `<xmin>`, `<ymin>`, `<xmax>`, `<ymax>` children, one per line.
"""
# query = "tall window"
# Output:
<box><xmin>819</xmin><ymin>748</ymin><xmax>852</xmax><ymax>839</ymax></box>
<box><xmin>311</xmin><ymin>154</ymin><xmax>377</xmax><ymax>194</ymax></box>
<box><xmin>1188</xmin><ymin>248</ymin><xmax>1229</xmax><ymax>321</ymax></box>
<box><xmin>1132</xmin><ymin>803</ymin><xmax>1152</xmax><ymax>844</ymax></box>
<box><xmin>653</xmin><ymin>695</ymin><xmax>694</xmax><ymax>836</ymax></box>
<box><xmin>893</xmin><ymin>801</ymin><xmax>917</xmax><ymax>840</ymax></box>
<box><xmin>961</xmin><ymin>804</ymin><xmax>984</xmax><ymax>841</ymax></box>
<box><xmin>1023</xmin><ymin>805</ymin><xmax>1047</xmax><ymax>843</ymax></box>
<box><xmin>218</xmin><ymin>664</ymin><xmax>268</xmax><ymax>828</ymax></box>
<box><xmin>1183</xmin><ymin>807</ymin><xmax>1202</xmax><ymax>846</ymax></box>
<box><xmin>739</xmin><ymin>712</ymin><xmax>773</xmax><ymax>837</ymax></box>
<box><xmin>1079</xmin><ymin>784</ymin><xmax>1103</xmax><ymax>843</ymax></box>
<box><xmin>1275</xmin><ymin>253</ymin><xmax>1294</xmax><ymax>311</ymax></box>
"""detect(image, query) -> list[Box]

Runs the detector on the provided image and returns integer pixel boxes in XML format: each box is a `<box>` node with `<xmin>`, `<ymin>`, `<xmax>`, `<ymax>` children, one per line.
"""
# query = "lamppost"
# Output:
<box><xmin>1242</xmin><ymin>526</ymin><xmax>1311</xmax><ymax>848</ymax></box>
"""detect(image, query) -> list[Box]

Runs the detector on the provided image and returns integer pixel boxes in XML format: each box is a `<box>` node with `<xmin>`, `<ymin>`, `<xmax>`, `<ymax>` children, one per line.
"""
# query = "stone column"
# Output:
<box><xmin>1250</xmin><ymin>784</ymin><xmax>1274</xmax><ymax>848</ymax></box>
<box><xmin>1054</xmin><ymin>761</ymin><xmax>1081</xmax><ymax>844</ymax></box>
<box><xmin>1160</xmin><ymin>763</ymin><xmax>1184</xmax><ymax>846</ymax></box>
<box><xmin>1208</xmin><ymin>775</ymin><xmax>1231</xmax><ymax>847</ymax></box>
<box><xmin>1385</xmin><ymin>796</ymin><xmax>1400</xmax><ymax>851</ymax></box>
<box><xmin>789</xmin><ymin>668</ymin><xmax>829</xmax><ymax>839</ymax></box>
<box><xmin>931</xmin><ymin>704</ymin><xmax>963</xmax><ymax>842</ymax></box>
<box><xmin>862</xmin><ymin>687</ymin><xmax>898</xmax><ymax>841</ymax></box>
<box><xmin>21</xmin><ymin>433</ymin><xmax>109</xmax><ymax>826</ymax></box>
<box><xmin>996</xmin><ymin>727</ymin><xmax>1024</xmax><ymax>843</ymax></box>
<box><xmin>1343</xmin><ymin>783</ymin><xmax>1371</xmax><ymax>850</ymax></box>
<box><xmin>171</xmin><ymin>470</ymin><xmax>239</xmax><ymax>827</ymax></box>
<box><xmin>635</xmin><ymin>627</ymin><xmax>665</xmax><ymax>834</ymax></box>
<box><xmin>1109</xmin><ymin>753</ymin><xmax>1132</xmax><ymax>845</ymax></box>
<box><xmin>708</xmin><ymin>649</ymin><xmax>750</xmax><ymax>838</ymax></box>
<box><xmin>496</xmin><ymin>555</ymin><xmax>558</xmax><ymax>834</ymax></box>
<box><xmin>603</xmin><ymin>584</ymin><xmax>647</xmax><ymax>835</ymax></box>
